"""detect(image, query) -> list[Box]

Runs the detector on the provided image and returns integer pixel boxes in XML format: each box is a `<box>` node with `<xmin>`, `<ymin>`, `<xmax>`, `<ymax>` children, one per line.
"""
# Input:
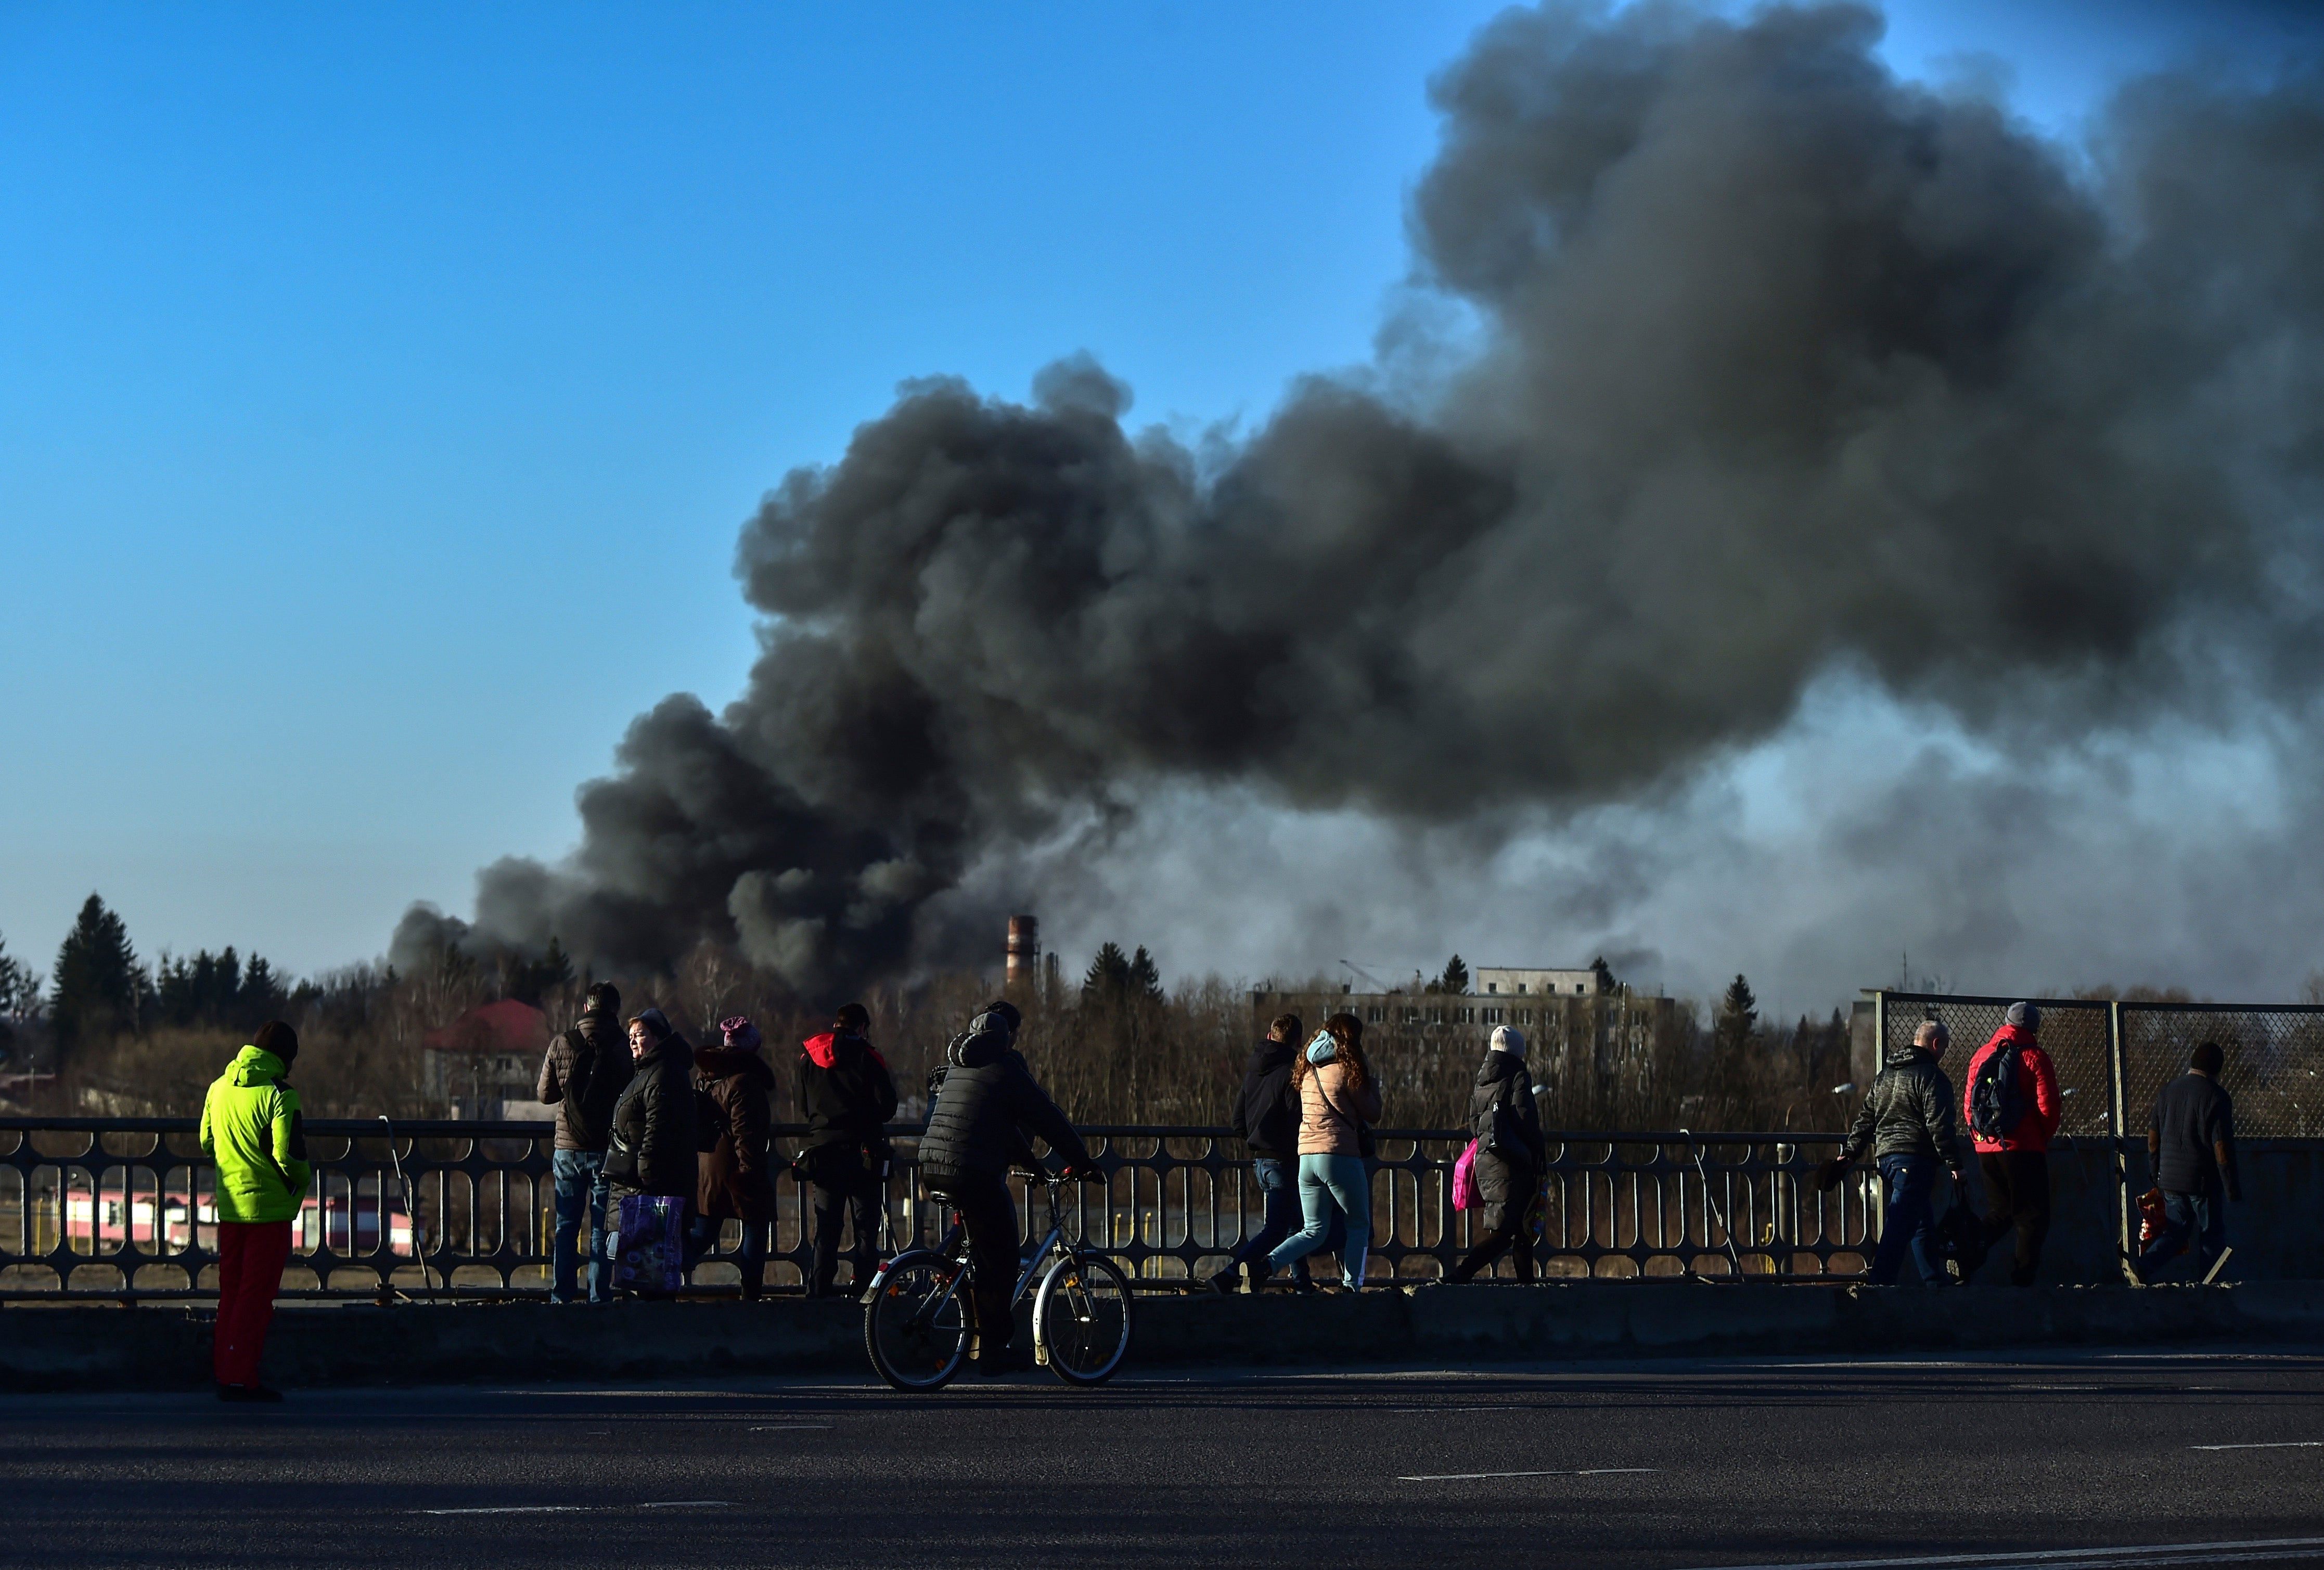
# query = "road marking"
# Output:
<box><xmin>748</xmin><ymin>1424</ymin><xmax>833</xmax><ymax>1432</ymax></box>
<box><xmin>1682</xmin><ymin>1535</ymin><xmax>2324</xmax><ymax>1568</ymax></box>
<box><xmin>414</xmin><ymin>1501</ymin><xmax>731</xmax><ymax>1517</ymax></box>
<box><xmin>1396</xmin><ymin>1468</ymin><xmax>1658</xmax><ymax>1481</ymax></box>
<box><xmin>1386</xmin><ymin>1405</ymin><xmax>1545</xmax><ymax>1413</ymax></box>
<box><xmin>2191</xmin><ymin>1440</ymin><xmax>2323</xmax><ymax>1450</ymax></box>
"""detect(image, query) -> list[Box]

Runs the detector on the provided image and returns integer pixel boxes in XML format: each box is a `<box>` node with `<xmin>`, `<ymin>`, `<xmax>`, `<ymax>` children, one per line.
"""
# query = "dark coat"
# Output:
<box><xmin>917</xmin><ymin>1022</ymin><xmax>1089</xmax><ymax>1187</ymax></box>
<box><xmin>535</xmin><ymin>1010</ymin><xmax>634</xmax><ymax>1152</ymax></box>
<box><xmin>1230</xmin><ymin>1038</ymin><xmax>1300</xmax><ymax>1158</ymax></box>
<box><xmin>605</xmin><ymin>1033</ymin><xmax>697</xmax><ymax>1203</ymax></box>
<box><xmin>795</xmin><ymin>1031</ymin><xmax>900</xmax><ymax>1189</ymax></box>
<box><xmin>1469</xmin><ymin>1049</ymin><xmax>1545</xmax><ymax>1209</ymax></box>
<box><xmin>1843</xmin><ymin>1045</ymin><xmax>1970</xmax><ymax>1170</ymax></box>
<box><xmin>694</xmin><ymin>1046</ymin><xmax>777</xmax><ymax>1222</ymax></box>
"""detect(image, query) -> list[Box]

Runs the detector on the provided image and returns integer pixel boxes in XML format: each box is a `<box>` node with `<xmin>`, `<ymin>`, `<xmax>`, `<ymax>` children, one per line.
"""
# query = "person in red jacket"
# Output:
<box><xmin>1961</xmin><ymin>1001</ymin><xmax>2063</xmax><ymax>1286</ymax></box>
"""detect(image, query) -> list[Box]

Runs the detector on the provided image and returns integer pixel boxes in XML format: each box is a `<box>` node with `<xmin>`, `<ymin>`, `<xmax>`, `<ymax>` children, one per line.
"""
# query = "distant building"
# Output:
<box><xmin>422</xmin><ymin>998</ymin><xmax>551</xmax><ymax>1119</ymax></box>
<box><xmin>1474</xmin><ymin>967</ymin><xmax>1607</xmax><ymax>999</ymax></box>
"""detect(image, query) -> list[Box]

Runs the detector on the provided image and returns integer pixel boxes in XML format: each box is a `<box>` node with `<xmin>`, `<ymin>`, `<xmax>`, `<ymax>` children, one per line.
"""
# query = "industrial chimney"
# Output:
<box><xmin>1006</xmin><ymin>915</ymin><xmax>1039</xmax><ymax>992</ymax></box>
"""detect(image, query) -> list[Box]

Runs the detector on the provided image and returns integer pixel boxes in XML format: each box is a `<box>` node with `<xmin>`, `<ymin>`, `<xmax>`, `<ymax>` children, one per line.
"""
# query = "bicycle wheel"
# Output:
<box><xmin>1033</xmin><ymin>1250</ymin><xmax>1132</xmax><ymax>1387</ymax></box>
<box><xmin>863</xmin><ymin>1249</ymin><xmax>969</xmax><ymax>1392</ymax></box>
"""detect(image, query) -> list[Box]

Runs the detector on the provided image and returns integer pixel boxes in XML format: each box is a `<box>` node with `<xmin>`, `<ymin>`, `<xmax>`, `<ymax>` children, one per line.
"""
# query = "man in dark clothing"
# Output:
<box><xmin>1446</xmin><ymin>1025</ymin><xmax>1547</xmax><ymax>1282</ymax></box>
<box><xmin>916</xmin><ymin>1000</ymin><xmax>1098</xmax><ymax>1375</ymax></box>
<box><xmin>795</xmin><ymin>1002</ymin><xmax>900</xmax><ymax>1297</ymax></box>
<box><xmin>602</xmin><ymin>1008</ymin><xmax>697</xmax><ymax>1290</ymax></box>
<box><xmin>1962</xmin><ymin>1001</ymin><xmax>2063</xmax><ymax>1286</ymax></box>
<box><xmin>1212</xmin><ymin>1013</ymin><xmax>1337</xmax><ymax>1294</ymax></box>
<box><xmin>691</xmin><ymin>1016</ymin><xmax>778</xmax><ymax>1301</ymax></box>
<box><xmin>536</xmin><ymin>982</ymin><xmax>633</xmax><ymax>1303</ymax></box>
<box><xmin>1834</xmin><ymin>1020</ymin><xmax>1971</xmax><ymax>1285</ymax></box>
<box><xmin>2137</xmin><ymin>1041</ymin><xmax>2240</xmax><ymax>1283</ymax></box>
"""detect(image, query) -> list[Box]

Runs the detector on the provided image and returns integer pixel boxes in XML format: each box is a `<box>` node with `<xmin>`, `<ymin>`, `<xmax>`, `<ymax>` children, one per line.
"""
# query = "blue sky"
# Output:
<box><xmin>2</xmin><ymin>2</ymin><xmax>2315</xmax><ymax>986</ymax></box>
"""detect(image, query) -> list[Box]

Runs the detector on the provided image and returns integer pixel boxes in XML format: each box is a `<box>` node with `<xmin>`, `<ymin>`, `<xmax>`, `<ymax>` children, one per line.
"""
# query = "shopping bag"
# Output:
<box><xmin>1452</xmin><ymin>1140</ymin><xmax>1481</xmax><ymax>1211</ymax></box>
<box><xmin>614</xmin><ymin>1194</ymin><xmax>685</xmax><ymax>1293</ymax></box>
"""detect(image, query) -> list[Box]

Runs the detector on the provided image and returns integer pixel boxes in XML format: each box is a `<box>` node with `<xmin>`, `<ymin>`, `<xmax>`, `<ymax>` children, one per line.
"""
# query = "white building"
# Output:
<box><xmin>1473</xmin><ymin>966</ymin><xmax>1606</xmax><ymax>998</ymax></box>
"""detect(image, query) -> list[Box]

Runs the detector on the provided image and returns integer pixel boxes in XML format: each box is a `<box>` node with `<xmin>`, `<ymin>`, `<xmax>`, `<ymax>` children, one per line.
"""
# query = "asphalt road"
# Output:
<box><xmin>7</xmin><ymin>1348</ymin><xmax>2323</xmax><ymax>1569</ymax></box>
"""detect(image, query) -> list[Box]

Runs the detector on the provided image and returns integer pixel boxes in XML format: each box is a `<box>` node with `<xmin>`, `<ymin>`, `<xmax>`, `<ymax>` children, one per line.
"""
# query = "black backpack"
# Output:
<box><xmin>1968</xmin><ymin>1044</ymin><xmax>2027</xmax><ymax>1142</ymax></box>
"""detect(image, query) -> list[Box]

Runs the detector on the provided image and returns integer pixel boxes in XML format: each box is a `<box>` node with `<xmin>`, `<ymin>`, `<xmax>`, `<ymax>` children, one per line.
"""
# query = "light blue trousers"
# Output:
<box><xmin>1267</xmin><ymin>1153</ymin><xmax>1371</xmax><ymax>1290</ymax></box>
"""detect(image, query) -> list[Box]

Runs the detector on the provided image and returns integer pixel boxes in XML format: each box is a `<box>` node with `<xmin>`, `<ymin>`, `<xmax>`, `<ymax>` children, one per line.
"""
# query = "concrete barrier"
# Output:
<box><xmin>6</xmin><ymin>1283</ymin><xmax>2322</xmax><ymax>1393</ymax></box>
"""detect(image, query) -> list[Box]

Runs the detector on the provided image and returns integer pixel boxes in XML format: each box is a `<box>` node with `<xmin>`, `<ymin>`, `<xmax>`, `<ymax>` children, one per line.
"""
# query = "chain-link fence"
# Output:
<box><xmin>1871</xmin><ymin>991</ymin><xmax>2324</xmax><ymax>1262</ymax></box>
<box><xmin>2118</xmin><ymin>1003</ymin><xmax>2324</xmax><ymax>1139</ymax></box>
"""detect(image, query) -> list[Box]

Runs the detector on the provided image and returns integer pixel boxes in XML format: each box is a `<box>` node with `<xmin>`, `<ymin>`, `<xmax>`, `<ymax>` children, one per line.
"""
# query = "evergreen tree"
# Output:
<box><xmin>1591</xmin><ymin>955</ymin><xmax>1619</xmax><ymax>993</ymax></box>
<box><xmin>1081</xmin><ymin>942</ymin><xmax>1131</xmax><ymax>1004</ymax></box>
<box><xmin>51</xmin><ymin>894</ymin><xmax>146</xmax><ymax>1048</ymax></box>
<box><xmin>499</xmin><ymin>936</ymin><xmax>574</xmax><ymax>1007</ymax></box>
<box><xmin>1435</xmin><ymin>954</ymin><xmax>1470</xmax><ymax>995</ymax></box>
<box><xmin>0</xmin><ymin>932</ymin><xmax>40</xmax><ymax>1024</ymax></box>
<box><xmin>1126</xmin><ymin>946</ymin><xmax>1166</xmax><ymax>1005</ymax></box>
<box><xmin>1715</xmin><ymin>973</ymin><xmax>1758</xmax><ymax>1055</ymax></box>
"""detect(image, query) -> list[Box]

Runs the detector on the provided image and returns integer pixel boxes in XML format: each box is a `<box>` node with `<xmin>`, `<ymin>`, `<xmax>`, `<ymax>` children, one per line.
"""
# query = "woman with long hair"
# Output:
<box><xmin>1265</xmin><ymin>1011</ymin><xmax>1383</xmax><ymax>1293</ymax></box>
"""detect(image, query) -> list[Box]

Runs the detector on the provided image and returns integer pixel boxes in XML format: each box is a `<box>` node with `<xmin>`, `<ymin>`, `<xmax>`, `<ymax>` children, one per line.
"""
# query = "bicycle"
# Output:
<box><xmin>862</xmin><ymin>1167</ymin><xmax>1132</xmax><ymax>1391</ymax></box>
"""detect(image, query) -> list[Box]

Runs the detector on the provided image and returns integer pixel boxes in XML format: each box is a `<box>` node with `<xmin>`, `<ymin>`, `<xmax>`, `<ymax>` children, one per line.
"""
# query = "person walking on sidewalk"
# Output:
<box><xmin>691</xmin><ymin>1015</ymin><xmax>778</xmax><ymax>1301</ymax></box>
<box><xmin>1445</xmin><ymin>1026</ymin><xmax>1546</xmax><ymax>1283</ymax></box>
<box><xmin>2136</xmin><ymin>1041</ymin><xmax>2241</xmax><ymax>1283</ymax></box>
<box><xmin>1962</xmin><ymin>1001</ymin><xmax>2063</xmax><ymax>1286</ymax></box>
<box><xmin>1266</xmin><ymin>1012</ymin><xmax>1383</xmax><ymax>1294</ymax></box>
<box><xmin>536</xmin><ymin>982</ymin><xmax>633</xmax><ymax>1303</ymax></box>
<box><xmin>1834</xmin><ymin>1019</ymin><xmax>1971</xmax><ymax>1286</ymax></box>
<box><xmin>1212</xmin><ymin>1013</ymin><xmax>1340</xmax><ymax>1295</ymax></box>
<box><xmin>794</xmin><ymin>1003</ymin><xmax>900</xmax><ymax>1298</ymax></box>
<box><xmin>198</xmin><ymin>1021</ymin><xmax>312</xmax><ymax>1401</ymax></box>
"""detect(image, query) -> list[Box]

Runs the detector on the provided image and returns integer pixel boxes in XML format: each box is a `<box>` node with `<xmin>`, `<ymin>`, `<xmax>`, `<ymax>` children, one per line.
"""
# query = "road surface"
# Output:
<box><xmin>6</xmin><ymin>1346</ymin><xmax>2322</xmax><ymax>1567</ymax></box>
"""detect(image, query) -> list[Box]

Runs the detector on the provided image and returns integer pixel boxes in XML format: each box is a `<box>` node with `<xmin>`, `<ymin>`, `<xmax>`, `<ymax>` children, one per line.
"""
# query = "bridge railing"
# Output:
<box><xmin>0</xmin><ymin>1117</ymin><xmax>1871</xmax><ymax>1300</ymax></box>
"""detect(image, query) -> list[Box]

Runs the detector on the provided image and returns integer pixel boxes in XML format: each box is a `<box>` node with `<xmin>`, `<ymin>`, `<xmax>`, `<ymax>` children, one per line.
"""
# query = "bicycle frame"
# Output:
<box><xmin>904</xmin><ymin>1174</ymin><xmax>1074</xmax><ymax>1323</ymax></box>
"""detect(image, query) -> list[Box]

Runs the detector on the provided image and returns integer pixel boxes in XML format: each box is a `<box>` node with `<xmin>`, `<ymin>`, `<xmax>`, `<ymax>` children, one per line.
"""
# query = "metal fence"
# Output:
<box><xmin>1871</xmin><ymin>990</ymin><xmax>2324</xmax><ymax>1255</ymax></box>
<box><xmin>0</xmin><ymin>1117</ymin><xmax>1877</xmax><ymax>1301</ymax></box>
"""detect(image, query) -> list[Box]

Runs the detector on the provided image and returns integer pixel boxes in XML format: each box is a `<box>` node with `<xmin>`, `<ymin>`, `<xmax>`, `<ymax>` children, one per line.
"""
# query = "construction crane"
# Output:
<box><xmin>1339</xmin><ymin>959</ymin><xmax>1396</xmax><ymax>994</ymax></box>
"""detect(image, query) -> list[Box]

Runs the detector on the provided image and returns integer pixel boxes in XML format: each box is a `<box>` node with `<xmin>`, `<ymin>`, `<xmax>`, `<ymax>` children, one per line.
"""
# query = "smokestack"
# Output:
<box><xmin>1006</xmin><ymin>915</ymin><xmax>1039</xmax><ymax>992</ymax></box>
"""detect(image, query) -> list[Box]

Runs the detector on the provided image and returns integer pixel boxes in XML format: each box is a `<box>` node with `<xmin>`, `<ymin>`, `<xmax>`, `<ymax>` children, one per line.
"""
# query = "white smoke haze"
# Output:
<box><xmin>397</xmin><ymin>2</ymin><xmax>2324</xmax><ymax>1012</ymax></box>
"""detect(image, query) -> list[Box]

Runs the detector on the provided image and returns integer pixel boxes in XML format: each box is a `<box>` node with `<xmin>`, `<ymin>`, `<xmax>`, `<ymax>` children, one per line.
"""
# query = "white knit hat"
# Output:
<box><xmin>1490</xmin><ymin>1025</ymin><xmax>1526</xmax><ymax>1057</ymax></box>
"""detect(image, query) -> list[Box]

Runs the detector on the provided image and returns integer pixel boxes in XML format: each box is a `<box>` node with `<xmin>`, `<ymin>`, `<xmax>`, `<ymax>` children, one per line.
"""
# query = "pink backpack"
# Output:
<box><xmin>1452</xmin><ymin>1139</ymin><xmax>1481</xmax><ymax>1211</ymax></box>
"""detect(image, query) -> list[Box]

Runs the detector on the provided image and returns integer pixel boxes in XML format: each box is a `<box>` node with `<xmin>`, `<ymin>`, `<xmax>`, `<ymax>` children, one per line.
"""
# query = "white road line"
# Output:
<box><xmin>1396</xmin><ymin>1468</ymin><xmax>1658</xmax><ymax>1481</ymax></box>
<box><xmin>413</xmin><ymin>1501</ymin><xmax>731</xmax><ymax>1517</ymax></box>
<box><xmin>1682</xmin><ymin>1535</ymin><xmax>2324</xmax><ymax>1569</ymax></box>
<box><xmin>748</xmin><ymin>1424</ymin><xmax>834</xmax><ymax>1432</ymax></box>
<box><xmin>2191</xmin><ymin>1440</ymin><xmax>2324</xmax><ymax>1450</ymax></box>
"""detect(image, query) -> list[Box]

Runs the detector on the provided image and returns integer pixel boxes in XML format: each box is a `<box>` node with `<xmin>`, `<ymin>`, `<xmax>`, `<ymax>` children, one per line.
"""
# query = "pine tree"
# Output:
<box><xmin>1436</xmin><ymin>955</ymin><xmax>1469</xmax><ymax>995</ymax></box>
<box><xmin>0</xmin><ymin>932</ymin><xmax>40</xmax><ymax>1024</ymax></box>
<box><xmin>1126</xmin><ymin>946</ymin><xmax>1165</xmax><ymax>1005</ymax></box>
<box><xmin>1081</xmin><ymin>942</ymin><xmax>1131</xmax><ymax>1003</ymax></box>
<box><xmin>51</xmin><ymin>894</ymin><xmax>146</xmax><ymax>1048</ymax></box>
<box><xmin>1715</xmin><ymin>973</ymin><xmax>1758</xmax><ymax>1055</ymax></box>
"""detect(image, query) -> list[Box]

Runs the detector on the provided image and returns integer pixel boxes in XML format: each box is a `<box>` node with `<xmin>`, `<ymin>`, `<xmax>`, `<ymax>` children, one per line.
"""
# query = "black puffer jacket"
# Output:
<box><xmin>797</xmin><ymin>1031</ymin><xmax>900</xmax><ymax>1154</ymax></box>
<box><xmin>1469</xmin><ymin>1050</ymin><xmax>1545</xmax><ymax>1206</ymax></box>
<box><xmin>1230</xmin><ymin>1038</ymin><xmax>1300</xmax><ymax>1157</ymax></box>
<box><xmin>917</xmin><ymin>1020</ymin><xmax>1088</xmax><ymax>1186</ymax></box>
<box><xmin>535</xmin><ymin>1009</ymin><xmax>633</xmax><ymax>1152</ymax></box>
<box><xmin>605</xmin><ymin>1033</ymin><xmax>698</xmax><ymax>1202</ymax></box>
<box><xmin>1841</xmin><ymin>1046</ymin><xmax>1969</xmax><ymax>1169</ymax></box>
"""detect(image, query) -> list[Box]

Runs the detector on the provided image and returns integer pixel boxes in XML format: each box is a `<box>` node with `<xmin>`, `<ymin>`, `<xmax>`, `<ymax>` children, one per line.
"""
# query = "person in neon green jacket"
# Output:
<box><xmin>198</xmin><ymin>1021</ymin><xmax>310</xmax><ymax>1400</ymax></box>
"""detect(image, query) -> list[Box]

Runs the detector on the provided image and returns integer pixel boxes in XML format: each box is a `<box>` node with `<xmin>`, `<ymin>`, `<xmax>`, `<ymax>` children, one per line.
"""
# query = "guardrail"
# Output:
<box><xmin>0</xmin><ymin>1117</ymin><xmax>1874</xmax><ymax>1301</ymax></box>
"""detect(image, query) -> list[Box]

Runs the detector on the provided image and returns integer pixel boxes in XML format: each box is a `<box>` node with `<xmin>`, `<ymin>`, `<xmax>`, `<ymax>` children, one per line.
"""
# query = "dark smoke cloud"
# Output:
<box><xmin>404</xmin><ymin>3</ymin><xmax>2324</xmax><ymax>996</ymax></box>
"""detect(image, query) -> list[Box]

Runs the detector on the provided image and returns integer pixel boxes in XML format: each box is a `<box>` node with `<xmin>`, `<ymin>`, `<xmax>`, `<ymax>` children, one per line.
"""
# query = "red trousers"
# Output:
<box><xmin>214</xmin><ymin>1220</ymin><xmax>292</xmax><ymax>1388</ymax></box>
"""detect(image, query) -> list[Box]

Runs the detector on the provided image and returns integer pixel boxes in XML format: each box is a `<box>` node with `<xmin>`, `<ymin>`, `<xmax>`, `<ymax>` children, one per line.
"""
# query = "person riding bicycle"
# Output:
<box><xmin>916</xmin><ymin>999</ymin><xmax>1100</xmax><ymax>1376</ymax></box>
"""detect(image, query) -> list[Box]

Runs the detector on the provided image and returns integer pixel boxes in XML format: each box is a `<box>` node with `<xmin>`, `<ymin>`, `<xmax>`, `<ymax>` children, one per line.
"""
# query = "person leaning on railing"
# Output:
<box><xmin>198</xmin><ymin>1020</ymin><xmax>312</xmax><ymax>1402</ymax></box>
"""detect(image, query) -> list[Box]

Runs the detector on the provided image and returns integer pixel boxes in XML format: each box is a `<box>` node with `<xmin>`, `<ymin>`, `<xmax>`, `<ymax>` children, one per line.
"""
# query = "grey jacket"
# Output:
<box><xmin>1842</xmin><ymin>1047</ymin><xmax>1970</xmax><ymax>1169</ymax></box>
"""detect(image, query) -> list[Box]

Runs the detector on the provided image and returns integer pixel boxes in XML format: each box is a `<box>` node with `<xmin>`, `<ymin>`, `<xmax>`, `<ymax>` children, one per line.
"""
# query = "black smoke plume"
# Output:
<box><xmin>397</xmin><ymin>3</ymin><xmax>2324</xmax><ymax>996</ymax></box>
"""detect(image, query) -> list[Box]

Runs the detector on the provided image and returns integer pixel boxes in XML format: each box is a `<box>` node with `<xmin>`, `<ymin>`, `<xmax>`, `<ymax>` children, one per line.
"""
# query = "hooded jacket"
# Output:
<box><xmin>199</xmin><ymin>1045</ymin><xmax>312</xmax><ymax>1225</ymax></box>
<box><xmin>1294</xmin><ymin>1058</ymin><xmax>1383</xmax><ymax>1157</ymax></box>
<box><xmin>605</xmin><ymin>1031</ymin><xmax>698</xmax><ymax>1202</ymax></box>
<box><xmin>916</xmin><ymin>1019</ymin><xmax>1088</xmax><ymax>1185</ymax></box>
<box><xmin>1841</xmin><ymin>1045</ymin><xmax>1970</xmax><ymax>1169</ymax></box>
<box><xmin>694</xmin><ymin>1045</ymin><xmax>777</xmax><ymax>1222</ymax></box>
<box><xmin>1962</xmin><ymin>1025</ymin><xmax>2063</xmax><ymax>1154</ymax></box>
<box><xmin>795</xmin><ymin>1029</ymin><xmax>900</xmax><ymax>1171</ymax></box>
<box><xmin>1468</xmin><ymin>1049</ymin><xmax>1545</xmax><ymax>1206</ymax></box>
<box><xmin>536</xmin><ymin>1008</ymin><xmax>634</xmax><ymax>1153</ymax></box>
<box><xmin>1230</xmin><ymin>1037</ymin><xmax>1301</xmax><ymax>1158</ymax></box>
